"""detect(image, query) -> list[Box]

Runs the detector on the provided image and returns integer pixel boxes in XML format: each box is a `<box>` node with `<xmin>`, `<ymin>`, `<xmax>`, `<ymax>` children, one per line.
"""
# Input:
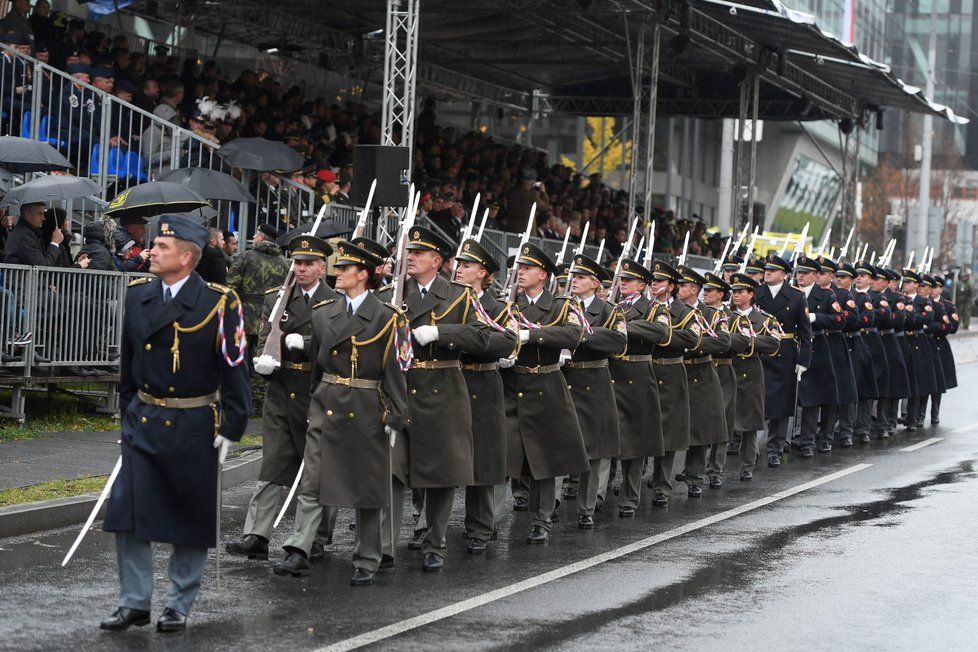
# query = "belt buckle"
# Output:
<box><xmin>336</xmin><ymin>376</ymin><xmax>352</xmax><ymax>386</ymax></box>
<box><xmin>151</xmin><ymin>395</ymin><xmax>166</xmax><ymax>407</ymax></box>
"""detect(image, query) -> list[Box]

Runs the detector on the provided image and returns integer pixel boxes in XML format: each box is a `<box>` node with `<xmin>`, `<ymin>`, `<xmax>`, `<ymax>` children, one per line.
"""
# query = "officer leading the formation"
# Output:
<box><xmin>101</xmin><ymin>214</ymin><xmax>250</xmax><ymax>633</ymax></box>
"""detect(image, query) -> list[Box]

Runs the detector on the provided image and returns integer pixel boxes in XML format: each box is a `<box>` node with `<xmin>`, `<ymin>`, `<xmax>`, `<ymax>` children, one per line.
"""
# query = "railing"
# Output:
<box><xmin>0</xmin><ymin>45</ymin><xmax>315</xmax><ymax>237</ymax></box>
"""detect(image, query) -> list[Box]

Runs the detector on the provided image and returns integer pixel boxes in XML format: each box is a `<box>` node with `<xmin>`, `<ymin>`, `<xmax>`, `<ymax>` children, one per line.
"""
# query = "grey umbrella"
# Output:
<box><xmin>217</xmin><ymin>137</ymin><xmax>304</xmax><ymax>172</ymax></box>
<box><xmin>103</xmin><ymin>181</ymin><xmax>211</xmax><ymax>221</ymax></box>
<box><xmin>157</xmin><ymin>167</ymin><xmax>255</xmax><ymax>203</ymax></box>
<box><xmin>0</xmin><ymin>174</ymin><xmax>101</xmax><ymax>207</ymax></box>
<box><xmin>276</xmin><ymin>220</ymin><xmax>352</xmax><ymax>247</ymax></box>
<box><xmin>0</xmin><ymin>136</ymin><xmax>73</xmax><ymax>173</ymax></box>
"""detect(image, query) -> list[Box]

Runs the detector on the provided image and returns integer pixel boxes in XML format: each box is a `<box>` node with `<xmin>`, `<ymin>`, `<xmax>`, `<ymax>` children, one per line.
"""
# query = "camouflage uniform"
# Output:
<box><xmin>227</xmin><ymin>240</ymin><xmax>290</xmax><ymax>411</ymax></box>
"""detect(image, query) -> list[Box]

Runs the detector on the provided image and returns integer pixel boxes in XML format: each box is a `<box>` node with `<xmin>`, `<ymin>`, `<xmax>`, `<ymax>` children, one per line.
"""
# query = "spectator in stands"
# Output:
<box><xmin>4</xmin><ymin>202</ymin><xmax>65</xmax><ymax>266</ymax></box>
<box><xmin>505</xmin><ymin>170</ymin><xmax>544</xmax><ymax>232</ymax></box>
<box><xmin>112</xmin><ymin>218</ymin><xmax>149</xmax><ymax>272</ymax></box>
<box><xmin>141</xmin><ymin>80</ymin><xmax>182</xmax><ymax>167</ymax></box>
<box><xmin>79</xmin><ymin>219</ymin><xmax>117</xmax><ymax>271</ymax></box>
<box><xmin>1</xmin><ymin>0</ymin><xmax>33</xmax><ymax>46</ymax></box>
<box><xmin>133</xmin><ymin>76</ymin><xmax>158</xmax><ymax>113</ymax></box>
<box><xmin>29</xmin><ymin>0</ymin><xmax>56</xmax><ymax>48</ymax></box>
<box><xmin>333</xmin><ymin>171</ymin><xmax>352</xmax><ymax>205</ymax></box>
<box><xmin>0</xmin><ymin>210</ymin><xmax>13</xmax><ymax>260</ymax></box>
<box><xmin>57</xmin><ymin>18</ymin><xmax>85</xmax><ymax>67</ymax></box>
<box><xmin>41</xmin><ymin>208</ymin><xmax>89</xmax><ymax>268</ymax></box>
<box><xmin>0</xmin><ymin>33</ymin><xmax>30</xmax><ymax>120</ymax></box>
<box><xmin>196</xmin><ymin>227</ymin><xmax>227</xmax><ymax>283</ymax></box>
<box><xmin>222</xmin><ymin>230</ymin><xmax>237</xmax><ymax>263</ymax></box>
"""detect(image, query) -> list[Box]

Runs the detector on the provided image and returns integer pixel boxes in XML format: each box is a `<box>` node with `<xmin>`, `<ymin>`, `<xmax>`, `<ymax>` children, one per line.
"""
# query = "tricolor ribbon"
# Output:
<box><xmin>571</xmin><ymin>301</ymin><xmax>593</xmax><ymax>335</ymax></box>
<box><xmin>393</xmin><ymin>324</ymin><xmax>414</xmax><ymax>372</ymax></box>
<box><xmin>473</xmin><ymin>297</ymin><xmax>507</xmax><ymax>333</ymax></box>
<box><xmin>218</xmin><ymin>302</ymin><xmax>247</xmax><ymax>367</ymax></box>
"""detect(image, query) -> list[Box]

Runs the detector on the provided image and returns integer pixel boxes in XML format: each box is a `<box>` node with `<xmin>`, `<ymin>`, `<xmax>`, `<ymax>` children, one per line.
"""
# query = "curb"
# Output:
<box><xmin>0</xmin><ymin>449</ymin><xmax>263</xmax><ymax>540</ymax></box>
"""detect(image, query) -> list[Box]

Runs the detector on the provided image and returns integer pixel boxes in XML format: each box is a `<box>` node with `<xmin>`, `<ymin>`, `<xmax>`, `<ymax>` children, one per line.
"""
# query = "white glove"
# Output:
<box><xmin>809</xmin><ymin>313</ymin><xmax>817</xmax><ymax>323</ymax></box>
<box><xmin>519</xmin><ymin>329</ymin><xmax>530</xmax><ymax>344</ymax></box>
<box><xmin>385</xmin><ymin>425</ymin><xmax>397</xmax><ymax>447</ymax></box>
<box><xmin>214</xmin><ymin>435</ymin><xmax>232</xmax><ymax>465</ymax></box>
<box><xmin>497</xmin><ymin>357</ymin><xmax>515</xmax><ymax>369</ymax></box>
<box><xmin>795</xmin><ymin>364</ymin><xmax>807</xmax><ymax>381</ymax></box>
<box><xmin>413</xmin><ymin>325</ymin><xmax>439</xmax><ymax>345</ymax></box>
<box><xmin>285</xmin><ymin>333</ymin><xmax>304</xmax><ymax>351</ymax></box>
<box><xmin>252</xmin><ymin>354</ymin><xmax>280</xmax><ymax>375</ymax></box>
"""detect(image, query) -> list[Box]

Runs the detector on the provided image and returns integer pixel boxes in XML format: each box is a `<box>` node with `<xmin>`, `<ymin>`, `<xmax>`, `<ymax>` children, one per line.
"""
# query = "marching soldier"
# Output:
<box><xmin>227</xmin><ymin>236</ymin><xmax>337</xmax><ymax>565</ymax></box>
<box><xmin>101</xmin><ymin>215</ymin><xmax>250</xmax><ymax>633</ymax></box>
<box><xmin>853</xmin><ymin>262</ymin><xmax>890</xmax><ymax>443</ymax></box>
<box><xmin>453</xmin><ymin>239</ymin><xmax>518</xmax><ymax>553</ymax></box>
<box><xmin>563</xmin><ymin>254</ymin><xmax>626</xmax><ymax>527</ymax></box>
<box><xmin>874</xmin><ymin>267</ymin><xmax>911</xmax><ymax>437</ymax></box>
<box><xmin>504</xmin><ymin>242</ymin><xmax>589</xmax><ymax>543</ymax></box>
<box><xmin>648</xmin><ymin>261</ymin><xmax>700</xmax><ymax>507</ymax></box>
<box><xmin>700</xmin><ymin>272</ymin><xmax>751</xmax><ymax>486</ymax></box>
<box><xmin>754</xmin><ymin>254</ymin><xmax>812</xmax><ymax>467</ymax></box>
<box><xmin>676</xmin><ymin>265</ymin><xmax>732</xmax><ymax>496</ymax></box>
<box><xmin>728</xmin><ymin>273</ymin><xmax>781</xmax><ymax>480</ymax></box>
<box><xmin>814</xmin><ymin>256</ymin><xmax>857</xmax><ymax>452</ymax></box>
<box><xmin>285</xmin><ymin>239</ymin><xmax>409</xmax><ymax>585</ymax></box>
<box><xmin>902</xmin><ymin>271</ymin><xmax>938</xmax><ymax>430</ymax></box>
<box><xmin>926</xmin><ymin>275</ymin><xmax>958</xmax><ymax>424</ymax></box>
<box><xmin>919</xmin><ymin>275</ymin><xmax>948</xmax><ymax>427</ymax></box>
<box><xmin>608</xmin><ymin>259</ymin><xmax>669</xmax><ymax>516</ymax></box>
<box><xmin>834</xmin><ymin>262</ymin><xmax>877</xmax><ymax>448</ymax></box>
<box><xmin>378</xmin><ymin>226</ymin><xmax>490</xmax><ymax>572</ymax></box>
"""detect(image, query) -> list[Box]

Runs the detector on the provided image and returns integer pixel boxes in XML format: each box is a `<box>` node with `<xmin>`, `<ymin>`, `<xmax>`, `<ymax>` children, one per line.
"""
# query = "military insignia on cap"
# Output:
<box><xmin>413</xmin><ymin>230</ymin><xmax>420</xmax><ymax>240</ymax></box>
<box><xmin>523</xmin><ymin>245</ymin><xmax>530</xmax><ymax>254</ymax></box>
<box><xmin>623</xmin><ymin>262</ymin><xmax>630</xmax><ymax>270</ymax></box>
<box><xmin>339</xmin><ymin>246</ymin><xmax>346</xmax><ymax>255</ymax></box>
<box><xmin>654</xmin><ymin>263</ymin><xmax>661</xmax><ymax>271</ymax></box>
<box><xmin>301</xmin><ymin>239</ymin><xmax>309</xmax><ymax>248</ymax></box>
<box><xmin>160</xmin><ymin>222</ymin><xmax>169</xmax><ymax>232</ymax></box>
<box><xmin>464</xmin><ymin>243</ymin><xmax>471</xmax><ymax>251</ymax></box>
<box><xmin>818</xmin><ymin>256</ymin><xmax>825</xmax><ymax>263</ymax></box>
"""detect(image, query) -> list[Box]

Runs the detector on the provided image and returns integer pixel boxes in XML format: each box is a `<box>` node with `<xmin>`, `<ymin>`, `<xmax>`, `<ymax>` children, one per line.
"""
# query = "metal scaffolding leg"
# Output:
<box><xmin>731</xmin><ymin>73</ymin><xmax>760</xmax><ymax>230</ymax></box>
<box><xmin>641</xmin><ymin>24</ymin><xmax>661</xmax><ymax>221</ymax></box>
<box><xmin>837</xmin><ymin>121</ymin><xmax>861</xmax><ymax>249</ymax></box>
<box><xmin>380</xmin><ymin>0</ymin><xmax>419</xmax><ymax>235</ymax></box>
<box><xmin>625</xmin><ymin>21</ymin><xmax>646</xmax><ymax>220</ymax></box>
<box><xmin>625</xmin><ymin>20</ymin><xmax>662</xmax><ymax>224</ymax></box>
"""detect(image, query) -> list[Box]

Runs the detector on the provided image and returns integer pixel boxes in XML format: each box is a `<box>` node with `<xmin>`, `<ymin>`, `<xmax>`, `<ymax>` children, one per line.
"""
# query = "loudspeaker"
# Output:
<box><xmin>352</xmin><ymin>145</ymin><xmax>410</xmax><ymax>207</ymax></box>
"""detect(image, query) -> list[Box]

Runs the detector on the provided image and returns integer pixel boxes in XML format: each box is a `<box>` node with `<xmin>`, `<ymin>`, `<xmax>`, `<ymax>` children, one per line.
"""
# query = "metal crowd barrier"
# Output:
<box><xmin>0</xmin><ymin>263</ymin><xmax>149</xmax><ymax>421</ymax></box>
<box><xmin>0</xmin><ymin>45</ymin><xmax>316</xmax><ymax>237</ymax></box>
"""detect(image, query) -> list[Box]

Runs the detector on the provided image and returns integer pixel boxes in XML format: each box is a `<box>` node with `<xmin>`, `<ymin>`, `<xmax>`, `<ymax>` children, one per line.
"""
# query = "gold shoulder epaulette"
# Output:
<box><xmin>383</xmin><ymin>302</ymin><xmax>405</xmax><ymax>316</ymax></box>
<box><xmin>207</xmin><ymin>281</ymin><xmax>233</xmax><ymax>294</ymax></box>
<box><xmin>264</xmin><ymin>287</ymin><xmax>279</xmax><ymax>295</ymax></box>
<box><xmin>128</xmin><ymin>277</ymin><xmax>152</xmax><ymax>287</ymax></box>
<box><xmin>451</xmin><ymin>279</ymin><xmax>472</xmax><ymax>289</ymax></box>
<box><xmin>313</xmin><ymin>298</ymin><xmax>335</xmax><ymax>309</ymax></box>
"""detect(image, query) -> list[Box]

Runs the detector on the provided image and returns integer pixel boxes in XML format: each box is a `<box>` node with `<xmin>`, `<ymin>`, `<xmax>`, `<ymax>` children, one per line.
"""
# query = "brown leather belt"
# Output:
<box><xmin>461</xmin><ymin>362</ymin><xmax>499</xmax><ymax>372</ymax></box>
<box><xmin>411</xmin><ymin>360</ymin><xmax>461</xmax><ymax>370</ymax></box>
<box><xmin>564</xmin><ymin>360</ymin><xmax>608</xmax><ymax>370</ymax></box>
<box><xmin>616</xmin><ymin>354</ymin><xmax>652</xmax><ymax>363</ymax></box>
<box><xmin>282</xmin><ymin>361</ymin><xmax>311</xmax><ymax>371</ymax></box>
<box><xmin>780</xmin><ymin>332</ymin><xmax>796</xmax><ymax>339</ymax></box>
<box><xmin>653</xmin><ymin>356</ymin><xmax>684</xmax><ymax>365</ymax></box>
<box><xmin>321</xmin><ymin>373</ymin><xmax>380</xmax><ymax>389</ymax></box>
<box><xmin>714</xmin><ymin>358</ymin><xmax>732</xmax><ymax>365</ymax></box>
<box><xmin>137</xmin><ymin>390</ymin><xmax>219</xmax><ymax>408</ymax></box>
<box><xmin>684</xmin><ymin>356</ymin><xmax>713</xmax><ymax>365</ymax></box>
<box><xmin>513</xmin><ymin>363</ymin><xmax>561</xmax><ymax>374</ymax></box>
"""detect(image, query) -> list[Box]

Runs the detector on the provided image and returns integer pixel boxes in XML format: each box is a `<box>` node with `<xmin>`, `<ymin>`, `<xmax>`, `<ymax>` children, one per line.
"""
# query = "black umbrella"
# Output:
<box><xmin>0</xmin><ymin>174</ymin><xmax>101</xmax><ymax>207</ymax></box>
<box><xmin>276</xmin><ymin>220</ymin><xmax>352</xmax><ymax>247</ymax></box>
<box><xmin>103</xmin><ymin>181</ymin><xmax>210</xmax><ymax>221</ymax></box>
<box><xmin>157</xmin><ymin>167</ymin><xmax>255</xmax><ymax>203</ymax></box>
<box><xmin>217</xmin><ymin>137</ymin><xmax>304</xmax><ymax>172</ymax></box>
<box><xmin>0</xmin><ymin>136</ymin><xmax>73</xmax><ymax>173</ymax></box>
<box><xmin>146</xmin><ymin>211</ymin><xmax>209</xmax><ymax>243</ymax></box>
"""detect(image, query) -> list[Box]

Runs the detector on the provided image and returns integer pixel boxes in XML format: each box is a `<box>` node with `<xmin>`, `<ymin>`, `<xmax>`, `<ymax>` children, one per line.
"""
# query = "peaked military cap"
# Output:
<box><xmin>515</xmin><ymin>241</ymin><xmax>558</xmax><ymax>275</ymax></box>
<box><xmin>816</xmin><ymin>255</ymin><xmax>838</xmax><ymax>272</ymax></box>
<box><xmin>921</xmin><ymin>274</ymin><xmax>937</xmax><ymax>287</ymax></box>
<box><xmin>729</xmin><ymin>273</ymin><xmax>759</xmax><ymax>290</ymax></box>
<box><xmin>288</xmin><ymin>234</ymin><xmax>332</xmax><ymax>260</ymax></box>
<box><xmin>854</xmin><ymin>260</ymin><xmax>875</xmax><ymax>277</ymax></box>
<box><xmin>745</xmin><ymin>256</ymin><xmax>765</xmax><ymax>274</ymax></box>
<box><xmin>334</xmin><ymin>239</ymin><xmax>384</xmax><ymax>269</ymax></box>
<box><xmin>721</xmin><ymin>254</ymin><xmax>744</xmax><ymax>271</ymax></box>
<box><xmin>677</xmin><ymin>264</ymin><xmax>707</xmax><ymax>286</ymax></box>
<box><xmin>837</xmin><ymin>262</ymin><xmax>856</xmax><ymax>278</ymax></box>
<box><xmin>902</xmin><ymin>269</ymin><xmax>922</xmax><ymax>284</ymax></box>
<box><xmin>795</xmin><ymin>255</ymin><xmax>822</xmax><ymax>273</ymax></box>
<box><xmin>601</xmin><ymin>267</ymin><xmax>615</xmax><ymax>288</ymax></box>
<box><xmin>703</xmin><ymin>271</ymin><xmax>731</xmax><ymax>294</ymax></box>
<box><xmin>406</xmin><ymin>225</ymin><xmax>454</xmax><ymax>258</ymax></box>
<box><xmin>764</xmin><ymin>254</ymin><xmax>792</xmax><ymax>273</ymax></box>
<box><xmin>651</xmin><ymin>259</ymin><xmax>681</xmax><ymax>283</ymax></box>
<box><xmin>157</xmin><ymin>214</ymin><xmax>208</xmax><ymax>250</ymax></box>
<box><xmin>618</xmin><ymin>259</ymin><xmax>653</xmax><ymax>284</ymax></box>
<box><xmin>351</xmin><ymin>236</ymin><xmax>392</xmax><ymax>264</ymax></box>
<box><xmin>569</xmin><ymin>254</ymin><xmax>607</xmax><ymax>282</ymax></box>
<box><xmin>555</xmin><ymin>262</ymin><xmax>570</xmax><ymax>281</ymax></box>
<box><xmin>455</xmin><ymin>238</ymin><xmax>500</xmax><ymax>273</ymax></box>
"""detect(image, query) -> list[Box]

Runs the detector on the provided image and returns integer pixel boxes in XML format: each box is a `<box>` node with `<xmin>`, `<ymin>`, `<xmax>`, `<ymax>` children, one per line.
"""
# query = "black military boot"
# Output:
<box><xmin>273</xmin><ymin>548</ymin><xmax>310</xmax><ymax>577</ymax></box>
<box><xmin>225</xmin><ymin>534</ymin><xmax>269</xmax><ymax>560</ymax></box>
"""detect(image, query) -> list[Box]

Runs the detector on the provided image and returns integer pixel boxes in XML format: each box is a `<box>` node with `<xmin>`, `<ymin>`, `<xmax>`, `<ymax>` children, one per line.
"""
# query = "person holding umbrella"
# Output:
<box><xmin>3</xmin><ymin>202</ymin><xmax>65</xmax><ymax>266</ymax></box>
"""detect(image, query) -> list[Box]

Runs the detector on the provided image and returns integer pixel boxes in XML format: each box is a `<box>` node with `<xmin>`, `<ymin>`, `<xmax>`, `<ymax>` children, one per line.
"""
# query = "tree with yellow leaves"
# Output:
<box><xmin>560</xmin><ymin>117</ymin><xmax>631</xmax><ymax>180</ymax></box>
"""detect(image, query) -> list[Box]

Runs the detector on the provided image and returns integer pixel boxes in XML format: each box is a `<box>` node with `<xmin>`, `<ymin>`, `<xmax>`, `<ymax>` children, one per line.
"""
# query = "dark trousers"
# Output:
<box><xmin>767</xmin><ymin>417</ymin><xmax>790</xmax><ymax>455</ymax></box>
<box><xmin>837</xmin><ymin>402</ymin><xmax>857</xmax><ymax>440</ymax></box>
<box><xmin>856</xmin><ymin>400</ymin><xmax>874</xmax><ymax>436</ymax></box>
<box><xmin>818</xmin><ymin>404</ymin><xmax>838</xmax><ymax>444</ymax></box>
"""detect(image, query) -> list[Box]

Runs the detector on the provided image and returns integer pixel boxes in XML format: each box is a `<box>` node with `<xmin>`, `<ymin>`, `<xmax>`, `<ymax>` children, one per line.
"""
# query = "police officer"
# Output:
<box><xmin>100</xmin><ymin>214</ymin><xmax>250</xmax><ymax>633</ymax></box>
<box><xmin>676</xmin><ymin>265</ymin><xmax>732</xmax><ymax>496</ymax></box>
<box><xmin>299</xmin><ymin>239</ymin><xmax>410</xmax><ymax>585</ymax></box>
<box><xmin>648</xmin><ymin>261</ymin><xmax>700</xmax><ymax>506</ymax></box>
<box><xmin>754</xmin><ymin>254</ymin><xmax>813</xmax><ymax>467</ymax></box>
<box><xmin>227</xmin><ymin>236</ymin><xmax>337</xmax><ymax>565</ymax></box>
<box><xmin>378</xmin><ymin>226</ymin><xmax>490</xmax><ymax>572</ymax></box>
<box><xmin>727</xmin><ymin>273</ymin><xmax>781</xmax><ymax>480</ymax></box>
<box><xmin>453</xmin><ymin>238</ymin><xmax>518</xmax><ymax>553</ymax></box>
<box><xmin>504</xmin><ymin>242</ymin><xmax>589</xmax><ymax>543</ymax></box>
<box><xmin>608</xmin><ymin>259</ymin><xmax>669</xmax><ymax>516</ymax></box>
<box><xmin>834</xmin><ymin>262</ymin><xmax>877</xmax><ymax>448</ymax></box>
<box><xmin>563</xmin><ymin>254</ymin><xmax>626</xmax><ymax>527</ymax></box>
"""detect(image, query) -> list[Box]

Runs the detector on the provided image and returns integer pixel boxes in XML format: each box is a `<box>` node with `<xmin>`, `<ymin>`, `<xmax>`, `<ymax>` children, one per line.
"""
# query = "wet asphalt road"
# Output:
<box><xmin>3</xmin><ymin>362</ymin><xmax>978</xmax><ymax>651</ymax></box>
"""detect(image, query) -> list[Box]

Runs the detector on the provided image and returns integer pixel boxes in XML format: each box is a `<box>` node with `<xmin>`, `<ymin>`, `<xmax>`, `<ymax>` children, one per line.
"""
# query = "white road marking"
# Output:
<box><xmin>318</xmin><ymin>463</ymin><xmax>873</xmax><ymax>652</ymax></box>
<box><xmin>900</xmin><ymin>437</ymin><xmax>944</xmax><ymax>452</ymax></box>
<box><xmin>950</xmin><ymin>424</ymin><xmax>976</xmax><ymax>435</ymax></box>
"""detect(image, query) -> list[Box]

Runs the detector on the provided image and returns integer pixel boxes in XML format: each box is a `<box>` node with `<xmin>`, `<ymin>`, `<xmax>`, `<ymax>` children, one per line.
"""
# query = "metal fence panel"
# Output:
<box><xmin>0</xmin><ymin>263</ymin><xmax>35</xmax><ymax>373</ymax></box>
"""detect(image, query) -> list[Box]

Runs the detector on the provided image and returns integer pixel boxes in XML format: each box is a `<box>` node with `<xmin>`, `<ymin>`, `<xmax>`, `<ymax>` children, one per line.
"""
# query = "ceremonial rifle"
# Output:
<box><xmin>738</xmin><ymin>226</ymin><xmax>760</xmax><ymax>274</ymax></box>
<box><xmin>607</xmin><ymin>216</ymin><xmax>639</xmax><ymax>302</ymax></box>
<box><xmin>450</xmin><ymin>193</ymin><xmax>480</xmax><ymax>278</ymax></box>
<box><xmin>504</xmin><ymin>204</ymin><xmax>537</xmax><ymax>303</ymax></box>
<box><xmin>549</xmin><ymin>224</ymin><xmax>574</xmax><ymax>293</ymax></box>
<box><xmin>838</xmin><ymin>226</ymin><xmax>855</xmax><ymax>263</ymax></box>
